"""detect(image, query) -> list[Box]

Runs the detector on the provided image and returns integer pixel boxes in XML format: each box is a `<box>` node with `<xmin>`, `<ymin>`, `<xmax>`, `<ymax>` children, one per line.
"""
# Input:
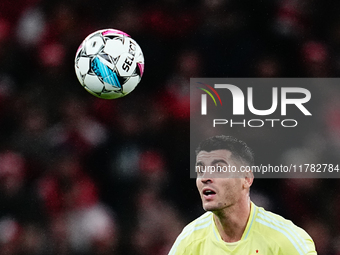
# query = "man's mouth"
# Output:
<box><xmin>202</xmin><ymin>188</ymin><xmax>216</xmax><ymax>199</ymax></box>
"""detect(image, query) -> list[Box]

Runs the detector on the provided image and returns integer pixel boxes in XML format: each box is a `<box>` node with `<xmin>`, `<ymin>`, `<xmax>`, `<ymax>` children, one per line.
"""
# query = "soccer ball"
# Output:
<box><xmin>74</xmin><ymin>29</ymin><xmax>144</xmax><ymax>99</ymax></box>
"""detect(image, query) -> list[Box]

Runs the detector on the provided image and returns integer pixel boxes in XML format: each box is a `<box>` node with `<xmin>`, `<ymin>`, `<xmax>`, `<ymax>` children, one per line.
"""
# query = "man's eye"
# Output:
<box><xmin>196</xmin><ymin>166</ymin><xmax>203</xmax><ymax>175</ymax></box>
<box><xmin>215</xmin><ymin>165</ymin><xmax>223</xmax><ymax>172</ymax></box>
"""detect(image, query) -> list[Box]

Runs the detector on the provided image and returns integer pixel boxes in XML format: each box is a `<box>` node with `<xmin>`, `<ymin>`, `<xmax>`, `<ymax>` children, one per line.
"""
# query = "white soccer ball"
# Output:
<box><xmin>74</xmin><ymin>29</ymin><xmax>144</xmax><ymax>99</ymax></box>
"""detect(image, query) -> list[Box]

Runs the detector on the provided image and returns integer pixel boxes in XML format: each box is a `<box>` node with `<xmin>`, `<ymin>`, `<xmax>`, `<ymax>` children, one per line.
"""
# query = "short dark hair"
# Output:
<box><xmin>195</xmin><ymin>135</ymin><xmax>254</xmax><ymax>166</ymax></box>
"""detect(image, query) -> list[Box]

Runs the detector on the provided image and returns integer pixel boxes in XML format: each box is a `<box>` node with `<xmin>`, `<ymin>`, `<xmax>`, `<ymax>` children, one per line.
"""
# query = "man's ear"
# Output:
<box><xmin>243</xmin><ymin>174</ymin><xmax>254</xmax><ymax>190</ymax></box>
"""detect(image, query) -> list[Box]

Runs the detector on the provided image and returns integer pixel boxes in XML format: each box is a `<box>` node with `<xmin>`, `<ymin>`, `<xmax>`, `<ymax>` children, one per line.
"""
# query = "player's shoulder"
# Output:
<box><xmin>180</xmin><ymin>211</ymin><xmax>213</xmax><ymax>240</ymax></box>
<box><xmin>254</xmin><ymin>205</ymin><xmax>310</xmax><ymax>238</ymax></box>
<box><xmin>168</xmin><ymin>212</ymin><xmax>213</xmax><ymax>255</ymax></box>
<box><xmin>253</xmin><ymin>204</ymin><xmax>317</xmax><ymax>254</ymax></box>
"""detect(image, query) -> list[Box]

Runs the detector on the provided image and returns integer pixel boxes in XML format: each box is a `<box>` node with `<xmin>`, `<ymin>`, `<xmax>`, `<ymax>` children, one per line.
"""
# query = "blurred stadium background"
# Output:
<box><xmin>0</xmin><ymin>0</ymin><xmax>340</xmax><ymax>254</ymax></box>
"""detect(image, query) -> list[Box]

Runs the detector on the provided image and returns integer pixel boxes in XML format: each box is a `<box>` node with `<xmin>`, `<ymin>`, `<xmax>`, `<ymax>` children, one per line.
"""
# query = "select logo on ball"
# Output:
<box><xmin>122</xmin><ymin>40</ymin><xmax>137</xmax><ymax>73</ymax></box>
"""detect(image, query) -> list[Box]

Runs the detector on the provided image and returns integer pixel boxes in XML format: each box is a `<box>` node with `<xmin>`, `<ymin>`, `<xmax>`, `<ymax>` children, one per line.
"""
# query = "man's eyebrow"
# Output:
<box><xmin>195</xmin><ymin>159</ymin><xmax>229</xmax><ymax>166</ymax></box>
<box><xmin>211</xmin><ymin>159</ymin><xmax>229</xmax><ymax>165</ymax></box>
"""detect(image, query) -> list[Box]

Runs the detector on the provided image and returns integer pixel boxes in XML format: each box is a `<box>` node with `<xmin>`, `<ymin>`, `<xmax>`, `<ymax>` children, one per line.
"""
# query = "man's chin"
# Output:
<box><xmin>203</xmin><ymin>203</ymin><xmax>219</xmax><ymax>212</ymax></box>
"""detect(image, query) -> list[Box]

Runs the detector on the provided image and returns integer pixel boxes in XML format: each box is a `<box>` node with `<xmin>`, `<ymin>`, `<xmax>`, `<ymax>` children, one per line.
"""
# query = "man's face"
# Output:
<box><xmin>195</xmin><ymin>149</ymin><xmax>251</xmax><ymax>212</ymax></box>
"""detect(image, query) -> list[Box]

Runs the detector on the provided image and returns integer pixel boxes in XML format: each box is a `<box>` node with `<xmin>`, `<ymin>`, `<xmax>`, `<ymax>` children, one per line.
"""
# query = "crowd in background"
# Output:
<box><xmin>0</xmin><ymin>0</ymin><xmax>340</xmax><ymax>254</ymax></box>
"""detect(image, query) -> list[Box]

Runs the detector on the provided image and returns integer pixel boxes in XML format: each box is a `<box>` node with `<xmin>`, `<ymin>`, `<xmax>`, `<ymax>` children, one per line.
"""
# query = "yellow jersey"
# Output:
<box><xmin>168</xmin><ymin>202</ymin><xmax>316</xmax><ymax>255</ymax></box>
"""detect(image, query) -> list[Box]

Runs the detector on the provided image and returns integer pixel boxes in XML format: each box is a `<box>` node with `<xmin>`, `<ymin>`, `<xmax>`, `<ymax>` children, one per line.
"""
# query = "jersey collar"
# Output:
<box><xmin>212</xmin><ymin>201</ymin><xmax>257</xmax><ymax>243</ymax></box>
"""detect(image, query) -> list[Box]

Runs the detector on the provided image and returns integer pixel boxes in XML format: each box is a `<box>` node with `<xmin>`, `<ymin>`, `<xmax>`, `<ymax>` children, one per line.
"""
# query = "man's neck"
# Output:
<box><xmin>213</xmin><ymin>198</ymin><xmax>251</xmax><ymax>243</ymax></box>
